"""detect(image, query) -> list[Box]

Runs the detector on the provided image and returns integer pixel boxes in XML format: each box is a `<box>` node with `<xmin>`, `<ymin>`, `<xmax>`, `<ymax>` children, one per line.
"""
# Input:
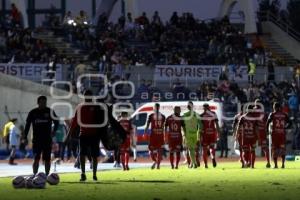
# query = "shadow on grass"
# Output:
<box><xmin>61</xmin><ymin>181</ymin><xmax>116</xmax><ymax>185</ymax></box>
<box><xmin>118</xmin><ymin>180</ymin><xmax>176</xmax><ymax>183</ymax></box>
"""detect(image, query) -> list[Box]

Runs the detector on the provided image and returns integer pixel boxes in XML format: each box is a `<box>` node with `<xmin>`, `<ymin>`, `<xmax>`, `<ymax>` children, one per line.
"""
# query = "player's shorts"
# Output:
<box><xmin>120</xmin><ymin>136</ymin><xmax>130</xmax><ymax>151</ymax></box>
<box><xmin>168</xmin><ymin>136</ymin><xmax>182</xmax><ymax>152</ymax></box>
<box><xmin>258</xmin><ymin>131</ymin><xmax>267</xmax><ymax>147</ymax></box>
<box><xmin>149</xmin><ymin>133</ymin><xmax>164</xmax><ymax>150</ymax></box>
<box><xmin>79</xmin><ymin>135</ymin><xmax>100</xmax><ymax>157</ymax></box>
<box><xmin>242</xmin><ymin>137</ymin><xmax>257</xmax><ymax>149</ymax></box>
<box><xmin>201</xmin><ymin>133</ymin><xmax>217</xmax><ymax>146</ymax></box>
<box><xmin>32</xmin><ymin>141</ymin><xmax>52</xmax><ymax>161</ymax></box>
<box><xmin>272</xmin><ymin>134</ymin><xmax>285</xmax><ymax>149</ymax></box>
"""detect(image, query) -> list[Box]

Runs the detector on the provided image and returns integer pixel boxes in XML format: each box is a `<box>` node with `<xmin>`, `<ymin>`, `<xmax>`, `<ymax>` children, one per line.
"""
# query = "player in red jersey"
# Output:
<box><xmin>119</xmin><ymin>112</ymin><xmax>134</xmax><ymax>171</ymax></box>
<box><xmin>254</xmin><ymin>99</ymin><xmax>271</xmax><ymax>168</ymax></box>
<box><xmin>236</xmin><ymin>105</ymin><xmax>258</xmax><ymax>168</ymax></box>
<box><xmin>144</xmin><ymin>103</ymin><xmax>166</xmax><ymax>169</ymax></box>
<box><xmin>165</xmin><ymin>106</ymin><xmax>185</xmax><ymax>169</ymax></box>
<box><xmin>233</xmin><ymin>110</ymin><xmax>244</xmax><ymax>168</ymax></box>
<box><xmin>266</xmin><ymin>102</ymin><xmax>290</xmax><ymax>168</ymax></box>
<box><xmin>200</xmin><ymin>104</ymin><xmax>220</xmax><ymax>168</ymax></box>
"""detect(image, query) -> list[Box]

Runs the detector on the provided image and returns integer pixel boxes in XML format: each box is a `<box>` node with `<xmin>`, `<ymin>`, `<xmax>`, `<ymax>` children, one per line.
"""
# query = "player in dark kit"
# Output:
<box><xmin>24</xmin><ymin>96</ymin><xmax>59</xmax><ymax>175</ymax></box>
<box><xmin>144</xmin><ymin>103</ymin><xmax>166</xmax><ymax>169</ymax></box>
<box><xmin>67</xmin><ymin>90</ymin><xmax>107</xmax><ymax>181</ymax></box>
<box><xmin>233</xmin><ymin>110</ymin><xmax>244</xmax><ymax>167</ymax></box>
<box><xmin>267</xmin><ymin>102</ymin><xmax>290</xmax><ymax>169</ymax></box>
<box><xmin>165</xmin><ymin>106</ymin><xmax>185</xmax><ymax>169</ymax></box>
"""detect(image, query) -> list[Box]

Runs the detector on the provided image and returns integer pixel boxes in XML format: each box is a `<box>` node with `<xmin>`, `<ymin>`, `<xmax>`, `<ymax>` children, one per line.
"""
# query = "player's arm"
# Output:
<box><xmin>164</xmin><ymin>117</ymin><xmax>169</xmax><ymax>143</ymax></box>
<box><xmin>214</xmin><ymin>114</ymin><xmax>221</xmax><ymax>139</ymax></box>
<box><xmin>197</xmin><ymin>116</ymin><xmax>202</xmax><ymax>142</ymax></box>
<box><xmin>51</xmin><ymin>109</ymin><xmax>59</xmax><ymax>137</ymax></box>
<box><xmin>144</xmin><ymin>114</ymin><xmax>151</xmax><ymax>134</ymax></box>
<box><xmin>235</xmin><ymin>116</ymin><xmax>243</xmax><ymax>139</ymax></box>
<box><xmin>266</xmin><ymin>113</ymin><xmax>273</xmax><ymax>135</ymax></box>
<box><xmin>232</xmin><ymin>116</ymin><xmax>238</xmax><ymax>138</ymax></box>
<box><xmin>64</xmin><ymin>110</ymin><xmax>78</xmax><ymax>144</ymax></box>
<box><xmin>24</xmin><ymin>110</ymin><xmax>33</xmax><ymax>143</ymax></box>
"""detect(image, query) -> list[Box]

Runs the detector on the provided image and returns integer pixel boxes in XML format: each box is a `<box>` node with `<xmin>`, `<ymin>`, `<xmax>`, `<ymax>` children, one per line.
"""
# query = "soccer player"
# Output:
<box><xmin>182</xmin><ymin>101</ymin><xmax>202</xmax><ymax>168</ymax></box>
<box><xmin>254</xmin><ymin>99</ymin><xmax>271</xmax><ymax>168</ymax></box>
<box><xmin>144</xmin><ymin>103</ymin><xmax>166</xmax><ymax>169</ymax></box>
<box><xmin>266</xmin><ymin>102</ymin><xmax>290</xmax><ymax>169</ymax></box>
<box><xmin>67</xmin><ymin>90</ymin><xmax>106</xmax><ymax>181</ymax></box>
<box><xmin>24</xmin><ymin>96</ymin><xmax>59</xmax><ymax>175</ymax></box>
<box><xmin>165</xmin><ymin>106</ymin><xmax>185</xmax><ymax>169</ymax></box>
<box><xmin>233</xmin><ymin>110</ymin><xmax>244</xmax><ymax>167</ymax></box>
<box><xmin>236</xmin><ymin>105</ymin><xmax>258</xmax><ymax>168</ymax></box>
<box><xmin>119</xmin><ymin>112</ymin><xmax>134</xmax><ymax>171</ymax></box>
<box><xmin>200</xmin><ymin>104</ymin><xmax>220</xmax><ymax>168</ymax></box>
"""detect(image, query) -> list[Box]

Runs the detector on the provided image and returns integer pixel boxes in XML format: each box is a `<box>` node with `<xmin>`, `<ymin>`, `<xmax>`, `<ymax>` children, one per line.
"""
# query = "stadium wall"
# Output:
<box><xmin>0</xmin><ymin>73</ymin><xmax>80</xmax><ymax>149</ymax></box>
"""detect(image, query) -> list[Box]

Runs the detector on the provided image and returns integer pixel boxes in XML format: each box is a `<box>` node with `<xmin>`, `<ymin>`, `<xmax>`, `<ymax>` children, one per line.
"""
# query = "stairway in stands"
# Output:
<box><xmin>261</xmin><ymin>34</ymin><xmax>297</xmax><ymax>66</ymax></box>
<box><xmin>33</xmin><ymin>30</ymin><xmax>89</xmax><ymax>61</ymax></box>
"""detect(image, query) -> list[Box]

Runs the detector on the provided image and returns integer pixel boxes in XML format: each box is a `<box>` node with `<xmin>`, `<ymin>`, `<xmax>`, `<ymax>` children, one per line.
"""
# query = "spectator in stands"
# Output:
<box><xmin>75</xmin><ymin>10</ymin><xmax>89</xmax><ymax>26</ymax></box>
<box><xmin>152</xmin><ymin>11</ymin><xmax>162</xmax><ymax>25</ymax></box>
<box><xmin>288</xmin><ymin>91</ymin><xmax>299</xmax><ymax>119</ymax></box>
<box><xmin>11</xmin><ymin>3</ymin><xmax>21</xmax><ymax>27</ymax></box>
<box><xmin>63</xmin><ymin>11</ymin><xmax>74</xmax><ymax>25</ymax></box>
<box><xmin>46</xmin><ymin>55</ymin><xmax>57</xmax><ymax>80</ymax></box>
<box><xmin>267</xmin><ymin>59</ymin><xmax>275</xmax><ymax>82</ymax></box>
<box><xmin>248</xmin><ymin>58</ymin><xmax>256</xmax><ymax>84</ymax></box>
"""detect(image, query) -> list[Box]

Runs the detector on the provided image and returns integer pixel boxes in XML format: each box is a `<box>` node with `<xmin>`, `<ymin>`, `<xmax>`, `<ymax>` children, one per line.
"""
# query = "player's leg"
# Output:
<box><xmin>175</xmin><ymin>150</ymin><xmax>181</xmax><ymax>169</ymax></box>
<box><xmin>120</xmin><ymin>149</ymin><xmax>126</xmax><ymax>170</ymax></box>
<box><xmin>125</xmin><ymin>150</ymin><xmax>130</xmax><ymax>170</ymax></box>
<box><xmin>272</xmin><ymin>145</ymin><xmax>278</xmax><ymax>168</ymax></box>
<box><xmin>43</xmin><ymin>142</ymin><xmax>52</xmax><ymax>176</ymax></box>
<box><xmin>91</xmin><ymin>139</ymin><xmax>100</xmax><ymax>180</ymax></box>
<box><xmin>250</xmin><ymin>144</ymin><xmax>256</xmax><ymax>168</ymax></box>
<box><xmin>210</xmin><ymin>144</ymin><xmax>217</xmax><ymax>168</ymax></box>
<box><xmin>9</xmin><ymin>145</ymin><xmax>17</xmax><ymax>165</ymax></box>
<box><xmin>169</xmin><ymin>150</ymin><xmax>174</xmax><ymax>169</ymax></box>
<box><xmin>32</xmin><ymin>143</ymin><xmax>41</xmax><ymax>175</ymax></box>
<box><xmin>280</xmin><ymin>145</ymin><xmax>286</xmax><ymax>169</ymax></box>
<box><xmin>262</xmin><ymin>145</ymin><xmax>270</xmax><ymax>168</ymax></box>
<box><xmin>79</xmin><ymin>137</ymin><xmax>87</xmax><ymax>181</ymax></box>
<box><xmin>238</xmin><ymin>138</ymin><xmax>244</xmax><ymax>167</ymax></box>
<box><xmin>195</xmin><ymin>141</ymin><xmax>201</xmax><ymax>167</ymax></box>
<box><xmin>242</xmin><ymin>145</ymin><xmax>250</xmax><ymax>167</ymax></box>
<box><xmin>149</xmin><ymin>144</ymin><xmax>157</xmax><ymax>169</ymax></box>
<box><xmin>202</xmin><ymin>144</ymin><xmax>208</xmax><ymax>168</ymax></box>
<box><xmin>156</xmin><ymin>148</ymin><xmax>162</xmax><ymax>169</ymax></box>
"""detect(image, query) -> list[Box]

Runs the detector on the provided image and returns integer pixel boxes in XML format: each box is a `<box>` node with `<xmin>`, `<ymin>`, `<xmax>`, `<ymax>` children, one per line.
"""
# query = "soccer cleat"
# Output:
<box><xmin>205</xmin><ymin>164</ymin><xmax>208</xmax><ymax>169</ymax></box>
<box><xmin>93</xmin><ymin>175</ymin><xmax>98</xmax><ymax>181</ymax></box>
<box><xmin>281</xmin><ymin>164</ymin><xmax>285</xmax><ymax>169</ymax></box>
<box><xmin>266</xmin><ymin>163</ymin><xmax>271</xmax><ymax>168</ymax></box>
<box><xmin>126</xmin><ymin>165</ymin><xmax>130</xmax><ymax>171</ymax></box>
<box><xmin>151</xmin><ymin>162</ymin><xmax>156</xmax><ymax>169</ymax></box>
<box><xmin>274</xmin><ymin>165</ymin><xmax>278</xmax><ymax>169</ymax></box>
<box><xmin>175</xmin><ymin>166</ymin><xmax>178</xmax><ymax>169</ymax></box>
<box><xmin>80</xmin><ymin>174</ymin><xmax>87</xmax><ymax>182</ymax></box>
<box><xmin>212</xmin><ymin>158</ymin><xmax>217</xmax><ymax>168</ymax></box>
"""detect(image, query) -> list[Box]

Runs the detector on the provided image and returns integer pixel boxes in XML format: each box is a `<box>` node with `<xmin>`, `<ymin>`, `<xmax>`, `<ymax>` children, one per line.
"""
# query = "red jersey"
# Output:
<box><xmin>147</xmin><ymin>112</ymin><xmax>166</xmax><ymax>135</ymax></box>
<box><xmin>200</xmin><ymin>111</ymin><xmax>218</xmax><ymax>135</ymax></box>
<box><xmin>119</xmin><ymin>119</ymin><xmax>133</xmax><ymax>134</ymax></box>
<box><xmin>268</xmin><ymin>111</ymin><xmax>289</xmax><ymax>135</ymax></box>
<box><xmin>165</xmin><ymin>114</ymin><xmax>184</xmax><ymax>139</ymax></box>
<box><xmin>69</xmin><ymin>103</ymin><xmax>106</xmax><ymax>137</ymax></box>
<box><xmin>238</xmin><ymin>113</ymin><xmax>257</xmax><ymax>140</ymax></box>
<box><xmin>256</xmin><ymin>112</ymin><xmax>267</xmax><ymax>134</ymax></box>
<box><xmin>119</xmin><ymin>118</ymin><xmax>133</xmax><ymax>150</ymax></box>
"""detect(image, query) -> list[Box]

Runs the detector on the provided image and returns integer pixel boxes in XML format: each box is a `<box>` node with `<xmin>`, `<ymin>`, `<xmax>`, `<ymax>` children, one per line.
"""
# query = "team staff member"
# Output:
<box><xmin>67</xmin><ymin>90</ymin><xmax>107</xmax><ymax>181</ymax></box>
<box><xmin>24</xmin><ymin>96</ymin><xmax>59</xmax><ymax>175</ymax></box>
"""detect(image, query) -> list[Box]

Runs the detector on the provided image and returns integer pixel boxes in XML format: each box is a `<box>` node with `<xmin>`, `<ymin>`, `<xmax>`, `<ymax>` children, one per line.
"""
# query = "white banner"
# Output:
<box><xmin>154</xmin><ymin>65</ymin><xmax>248</xmax><ymax>82</ymax></box>
<box><xmin>0</xmin><ymin>63</ymin><xmax>63</xmax><ymax>82</ymax></box>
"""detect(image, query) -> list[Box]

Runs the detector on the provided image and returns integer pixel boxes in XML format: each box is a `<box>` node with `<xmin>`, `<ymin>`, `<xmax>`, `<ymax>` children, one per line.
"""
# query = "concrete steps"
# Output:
<box><xmin>261</xmin><ymin>35</ymin><xmax>298</xmax><ymax>66</ymax></box>
<box><xmin>33</xmin><ymin>30</ymin><xmax>89</xmax><ymax>61</ymax></box>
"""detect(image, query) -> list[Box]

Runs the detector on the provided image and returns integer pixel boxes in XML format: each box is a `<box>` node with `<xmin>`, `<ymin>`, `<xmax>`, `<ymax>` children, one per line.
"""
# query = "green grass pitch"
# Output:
<box><xmin>1</xmin><ymin>161</ymin><xmax>300</xmax><ymax>200</ymax></box>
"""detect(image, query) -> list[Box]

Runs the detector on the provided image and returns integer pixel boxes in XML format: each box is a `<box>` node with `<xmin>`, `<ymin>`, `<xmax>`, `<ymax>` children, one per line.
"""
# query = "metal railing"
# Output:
<box><xmin>257</xmin><ymin>11</ymin><xmax>300</xmax><ymax>43</ymax></box>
